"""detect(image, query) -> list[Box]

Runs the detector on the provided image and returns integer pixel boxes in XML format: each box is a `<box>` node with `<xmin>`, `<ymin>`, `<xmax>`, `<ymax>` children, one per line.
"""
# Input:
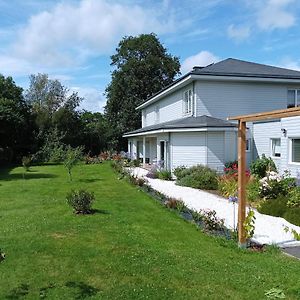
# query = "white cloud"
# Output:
<box><xmin>227</xmin><ymin>24</ymin><xmax>251</xmax><ymax>42</ymax></box>
<box><xmin>181</xmin><ymin>51</ymin><xmax>220</xmax><ymax>74</ymax></box>
<box><xmin>8</xmin><ymin>0</ymin><xmax>175</xmax><ymax>68</ymax></box>
<box><xmin>72</xmin><ymin>86</ymin><xmax>105</xmax><ymax>112</ymax></box>
<box><xmin>256</xmin><ymin>0</ymin><xmax>295</xmax><ymax>30</ymax></box>
<box><xmin>277</xmin><ymin>57</ymin><xmax>300</xmax><ymax>71</ymax></box>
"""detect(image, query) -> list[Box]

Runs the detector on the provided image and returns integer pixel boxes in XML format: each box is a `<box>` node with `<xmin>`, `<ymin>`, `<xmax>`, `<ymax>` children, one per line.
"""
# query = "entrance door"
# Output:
<box><xmin>160</xmin><ymin>141</ymin><xmax>168</xmax><ymax>169</ymax></box>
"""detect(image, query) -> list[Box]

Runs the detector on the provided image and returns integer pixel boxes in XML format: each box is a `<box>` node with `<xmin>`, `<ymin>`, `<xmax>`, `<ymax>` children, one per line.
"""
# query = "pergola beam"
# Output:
<box><xmin>228</xmin><ymin>107</ymin><xmax>300</xmax><ymax>248</ymax></box>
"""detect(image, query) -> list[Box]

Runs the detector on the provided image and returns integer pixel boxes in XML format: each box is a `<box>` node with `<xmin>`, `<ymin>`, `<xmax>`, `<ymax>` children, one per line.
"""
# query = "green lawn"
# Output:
<box><xmin>0</xmin><ymin>163</ymin><xmax>300</xmax><ymax>299</ymax></box>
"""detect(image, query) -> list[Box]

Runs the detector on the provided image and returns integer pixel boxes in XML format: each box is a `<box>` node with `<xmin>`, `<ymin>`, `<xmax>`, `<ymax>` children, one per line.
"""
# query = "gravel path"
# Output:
<box><xmin>131</xmin><ymin>167</ymin><xmax>300</xmax><ymax>247</ymax></box>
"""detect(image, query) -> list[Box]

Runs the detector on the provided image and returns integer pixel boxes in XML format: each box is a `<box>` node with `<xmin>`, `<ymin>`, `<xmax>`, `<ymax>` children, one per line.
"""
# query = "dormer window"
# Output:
<box><xmin>183</xmin><ymin>89</ymin><xmax>193</xmax><ymax>115</ymax></box>
<box><xmin>287</xmin><ymin>89</ymin><xmax>300</xmax><ymax>108</ymax></box>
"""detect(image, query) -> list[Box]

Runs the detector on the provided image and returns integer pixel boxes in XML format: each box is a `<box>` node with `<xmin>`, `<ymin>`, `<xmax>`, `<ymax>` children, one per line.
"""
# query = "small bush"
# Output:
<box><xmin>176</xmin><ymin>165</ymin><xmax>218</xmax><ymax>190</ymax></box>
<box><xmin>130</xmin><ymin>159</ymin><xmax>140</xmax><ymax>167</ymax></box>
<box><xmin>173</xmin><ymin>166</ymin><xmax>187</xmax><ymax>180</ymax></box>
<box><xmin>224</xmin><ymin>160</ymin><xmax>238</xmax><ymax>175</ymax></box>
<box><xmin>246</xmin><ymin>177</ymin><xmax>261</xmax><ymax>202</ymax></box>
<box><xmin>287</xmin><ymin>186</ymin><xmax>300</xmax><ymax>208</ymax></box>
<box><xmin>66</xmin><ymin>189</ymin><xmax>95</xmax><ymax>214</ymax></box>
<box><xmin>164</xmin><ymin>198</ymin><xmax>186</xmax><ymax>212</ymax></box>
<box><xmin>22</xmin><ymin>156</ymin><xmax>31</xmax><ymax>171</ymax></box>
<box><xmin>218</xmin><ymin>175</ymin><xmax>238</xmax><ymax>198</ymax></box>
<box><xmin>250</xmin><ymin>154</ymin><xmax>277</xmax><ymax>178</ymax></box>
<box><xmin>200</xmin><ymin>209</ymin><xmax>225</xmax><ymax>232</ymax></box>
<box><xmin>257</xmin><ymin>196</ymin><xmax>288</xmax><ymax>217</ymax></box>
<box><xmin>157</xmin><ymin>170</ymin><xmax>172</xmax><ymax>181</ymax></box>
<box><xmin>283</xmin><ymin>208</ymin><xmax>300</xmax><ymax>226</ymax></box>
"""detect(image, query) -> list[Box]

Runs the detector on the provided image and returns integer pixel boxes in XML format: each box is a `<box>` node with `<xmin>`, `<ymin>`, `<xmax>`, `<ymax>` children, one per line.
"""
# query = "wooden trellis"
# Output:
<box><xmin>228</xmin><ymin>106</ymin><xmax>300</xmax><ymax>247</ymax></box>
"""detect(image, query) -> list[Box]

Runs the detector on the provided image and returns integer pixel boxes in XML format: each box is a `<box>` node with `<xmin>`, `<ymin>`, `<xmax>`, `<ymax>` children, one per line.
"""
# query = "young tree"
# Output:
<box><xmin>105</xmin><ymin>33</ymin><xmax>180</xmax><ymax>150</ymax></box>
<box><xmin>63</xmin><ymin>145</ymin><xmax>83</xmax><ymax>181</ymax></box>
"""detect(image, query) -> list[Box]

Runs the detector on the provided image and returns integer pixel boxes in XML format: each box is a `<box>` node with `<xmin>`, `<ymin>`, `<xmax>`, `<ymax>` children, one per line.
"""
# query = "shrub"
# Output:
<box><xmin>259</xmin><ymin>171</ymin><xmax>295</xmax><ymax>199</ymax></box>
<box><xmin>173</xmin><ymin>166</ymin><xmax>187</xmax><ymax>180</ymax></box>
<box><xmin>157</xmin><ymin>170</ymin><xmax>172</xmax><ymax>181</ymax></box>
<box><xmin>246</xmin><ymin>177</ymin><xmax>261</xmax><ymax>202</ymax></box>
<box><xmin>218</xmin><ymin>175</ymin><xmax>238</xmax><ymax>198</ymax></box>
<box><xmin>176</xmin><ymin>165</ymin><xmax>218</xmax><ymax>190</ymax></box>
<box><xmin>146</xmin><ymin>165</ymin><xmax>159</xmax><ymax>179</ymax></box>
<box><xmin>22</xmin><ymin>156</ymin><xmax>31</xmax><ymax>171</ymax></box>
<box><xmin>287</xmin><ymin>186</ymin><xmax>300</xmax><ymax>208</ymax></box>
<box><xmin>224</xmin><ymin>160</ymin><xmax>238</xmax><ymax>175</ymax></box>
<box><xmin>250</xmin><ymin>154</ymin><xmax>277</xmax><ymax>178</ymax></box>
<box><xmin>66</xmin><ymin>189</ymin><xmax>95</xmax><ymax>214</ymax></box>
<box><xmin>111</xmin><ymin>160</ymin><xmax>124</xmax><ymax>174</ymax></box>
<box><xmin>257</xmin><ymin>196</ymin><xmax>288</xmax><ymax>217</ymax></box>
<box><xmin>130</xmin><ymin>159</ymin><xmax>140</xmax><ymax>167</ymax></box>
<box><xmin>200</xmin><ymin>209</ymin><xmax>225</xmax><ymax>232</ymax></box>
<box><xmin>283</xmin><ymin>208</ymin><xmax>300</xmax><ymax>226</ymax></box>
<box><xmin>164</xmin><ymin>198</ymin><xmax>186</xmax><ymax>212</ymax></box>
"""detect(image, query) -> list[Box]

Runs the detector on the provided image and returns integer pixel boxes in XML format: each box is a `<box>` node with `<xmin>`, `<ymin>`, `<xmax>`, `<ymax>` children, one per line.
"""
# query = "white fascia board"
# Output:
<box><xmin>123</xmin><ymin>127</ymin><xmax>237</xmax><ymax>138</ymax></box>
<box><xmin>136</xmin><ymin>74</ymin><xmax>300</xmax><ymax>110</ymax></box>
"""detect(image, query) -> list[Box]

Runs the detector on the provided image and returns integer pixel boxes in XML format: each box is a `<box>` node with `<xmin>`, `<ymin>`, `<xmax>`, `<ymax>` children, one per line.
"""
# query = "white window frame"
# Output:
<box><xmin>287</xmin><ymin>89</ymin><xmax>300</xmax><ymax>108</ymax></box>
<box><xmin>289</xmin><ymin>138</ymin><xmax>300</xmax><ymax>165</ymax></box>
<box><xmin>246</xmin><ymin>138</ymin><xmax>251</xmax><ymax>152</ymax></box>
<box><xmin>183</xmin><ymin>89</ymin><xmax>193</xmax><ymax>116</ymax></box>
<box><xmin>270</xmin><ymin>138</ymin><xmax>281</xmax><ymax>158</ymax></box>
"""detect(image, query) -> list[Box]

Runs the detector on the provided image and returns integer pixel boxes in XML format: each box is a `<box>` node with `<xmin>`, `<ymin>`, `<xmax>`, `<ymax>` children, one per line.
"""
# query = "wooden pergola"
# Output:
<box><xmin>228</xmin><ymin>106</ymin><xmax>300</xmax><ymax>247</ymax></box>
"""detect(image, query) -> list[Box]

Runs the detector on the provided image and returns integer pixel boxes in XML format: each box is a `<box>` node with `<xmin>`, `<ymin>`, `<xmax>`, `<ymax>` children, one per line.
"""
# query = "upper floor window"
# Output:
<box><xmin>183</xmin><ymin>89</ymin><xmax>193</xmax><ymax>115</ymax></box>
<box><xmin>287</xmin><ymin>89</ymin><xmax>300</xmax><ymax>108</ymax></box>
<box><xmin>271</xmin><ymin>138</ymin><xmax>281</xmax><ymax>158</ymax></box>
<box><xmin>155</xmin><ymin>105</ymin><xmax>159</xmax><ymax>124</ymax></box>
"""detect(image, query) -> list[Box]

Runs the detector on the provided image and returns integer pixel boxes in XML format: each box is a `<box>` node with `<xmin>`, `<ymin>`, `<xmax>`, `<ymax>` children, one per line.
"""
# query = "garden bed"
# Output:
<box><xmin>130</xmin><ymin>167</ymin><xmax>300</xmax><ymax>247</ymax></box>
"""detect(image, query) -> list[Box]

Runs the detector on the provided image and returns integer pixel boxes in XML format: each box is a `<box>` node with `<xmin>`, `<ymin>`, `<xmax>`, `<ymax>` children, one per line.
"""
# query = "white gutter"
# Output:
<box><xmin>137</xmin><ymin>74</ymin><xmax>300</xmax><ymax>110</ymax></box>
<box><xmin>123</xmin><ymin>127</ymin><xmax>237</xmax><ymax>138</ymax></box>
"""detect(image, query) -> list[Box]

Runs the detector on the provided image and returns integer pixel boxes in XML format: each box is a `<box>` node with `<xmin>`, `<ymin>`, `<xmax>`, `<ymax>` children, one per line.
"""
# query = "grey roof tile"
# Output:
<box><xmin>124</xmin><ymin>115</ymin><xmax>236</xmax><ymax>136</ymax></box>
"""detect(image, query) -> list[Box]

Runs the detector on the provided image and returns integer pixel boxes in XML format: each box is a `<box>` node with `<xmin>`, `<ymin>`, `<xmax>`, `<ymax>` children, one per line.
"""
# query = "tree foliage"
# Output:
<box><xmin>105</xmin><ymin>33</ymin><xmax>180</xmax><ymax>149</ymax></box>
<box><xmin>0</xmin><ymin>75</ymin><xmax>34</xmax><ymax>162</ymax></box>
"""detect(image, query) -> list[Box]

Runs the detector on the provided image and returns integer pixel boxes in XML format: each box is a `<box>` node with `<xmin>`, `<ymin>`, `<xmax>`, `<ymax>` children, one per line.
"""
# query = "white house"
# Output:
<box><xmin>123</xmin><ymin>58</ymin><xmax>300</xmax><ymax>174</ymax></box>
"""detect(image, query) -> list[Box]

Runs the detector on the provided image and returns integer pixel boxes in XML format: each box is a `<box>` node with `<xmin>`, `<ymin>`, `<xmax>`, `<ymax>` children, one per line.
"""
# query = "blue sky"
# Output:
<box><xmin>0</xmin><ymin>0</ymin><xmax>300</xmax><ymax>112</ymax></box>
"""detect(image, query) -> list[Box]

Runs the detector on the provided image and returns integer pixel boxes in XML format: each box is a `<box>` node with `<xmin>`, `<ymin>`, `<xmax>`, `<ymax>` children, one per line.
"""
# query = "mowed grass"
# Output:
<box><xmin>0</xmin><ymin>163</ymin><xmax>300</xmax><ymax>299</ymax></box>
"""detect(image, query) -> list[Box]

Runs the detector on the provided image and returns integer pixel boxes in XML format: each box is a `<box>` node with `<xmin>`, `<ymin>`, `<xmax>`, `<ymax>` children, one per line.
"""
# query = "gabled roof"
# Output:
<box><xmin>123</xmin><ymin>115</ymin><xmax>236</xmax><ymax>137</ymax></box>
<box><xmin>191</xmin><ymin>58</ymin><xmax>300</xmax><ymax>79</ymax></box>
<box><xmin>137</xmin><ymin>58</ymin><xmax>300</xmax><ymax>110</ymax></box>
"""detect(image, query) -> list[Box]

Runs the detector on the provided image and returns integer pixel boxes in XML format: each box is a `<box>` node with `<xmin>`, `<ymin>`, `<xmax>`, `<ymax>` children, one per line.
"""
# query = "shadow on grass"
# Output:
<box><xmin>78</xmin><ymin>178</ymin><xmax>103</xmax><ymax>183</ymax></box>
<box><xmin>65</xmin><ymin>281</ymin><xmax>100</xmax><ymax>299</ymax></box>
<box><xmin>0</xmin><ymin>173</ymin><xmax>58</xmax><ymax>181</ymax></box>
<box><xmin>5</xmin><ymin>284</ymin><xmax>29</xmax><ymax>299</ymax></box>
<box><xmin>90</xmin><ymin>209</ymin><xmax>110</xmax><ymax>215</ymax></box>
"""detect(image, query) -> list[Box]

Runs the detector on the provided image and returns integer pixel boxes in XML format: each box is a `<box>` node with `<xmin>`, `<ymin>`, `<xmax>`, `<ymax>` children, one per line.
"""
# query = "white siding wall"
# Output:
<box><xmin>281</xmin><ymin>116</ymin><xmax>300</xmax><ymax>177</ymax></box>
<box><xmin>170</xmin><ymin>132</ymin><xmax>207</xmax><ymax>169</ymax></box>
<box><xmin>224</xmin><ymin>131</ymin><xmax>237</xmax><ymax>162</ymax></box>
<box><xmin>207</xmin><ymin>132</ymin><xmax>225</xmax><ymax>172</ymax></box>
<box><xmin>142</xmin><ymin>83</ymin><xmax>193</xmax><ymax>127</ymax></box>
<box><xmin>195</xmin><ymin>81</ymin><xmax>292</xmax><ymax>119</ymax></box>
<box><xmin>253</xmin><ymin>121</ymin><xmax>282</xmax><ymax>171</ymax></box>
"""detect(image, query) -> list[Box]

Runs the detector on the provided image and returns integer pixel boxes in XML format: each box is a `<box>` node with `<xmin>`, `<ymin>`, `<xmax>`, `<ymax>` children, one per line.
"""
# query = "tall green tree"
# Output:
<box><xmin>105</xmin><ymin>33</ymin><xmax>180</xmax><ymax>150</ymax></box>
<box><xmin>25</xmin><ymin>74</ymin><xmax>82</xmax><ymax>148</ymax></box>
<box><xmin>0</xmin><ymin>75</ymin><xmax>34</xmax><ymax>162</ymax></box>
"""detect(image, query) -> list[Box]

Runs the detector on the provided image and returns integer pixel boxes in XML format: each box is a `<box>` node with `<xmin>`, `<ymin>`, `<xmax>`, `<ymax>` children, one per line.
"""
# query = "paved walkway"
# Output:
<box><xmin>131</xmin><ymin>167</ymin><xmax>300</xmax><ymax>248</ymax></box>
<box><xmin>282</xmin><ymin>247</ymin><xmax>300</xmax><ymax>259</ymax></box>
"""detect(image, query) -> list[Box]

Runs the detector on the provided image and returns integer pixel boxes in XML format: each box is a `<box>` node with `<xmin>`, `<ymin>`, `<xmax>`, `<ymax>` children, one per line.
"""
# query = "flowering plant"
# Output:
<box><xmin>259</xmin><ymin>170</ymin><xmax>295</xmax><ymax>199</ymax></box>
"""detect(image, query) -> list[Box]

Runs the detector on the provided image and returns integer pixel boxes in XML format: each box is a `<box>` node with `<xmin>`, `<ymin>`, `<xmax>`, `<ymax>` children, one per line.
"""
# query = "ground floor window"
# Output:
<box><xmin>291</xmin><ymin>138</ymin><xmax>300</xmax><ymax>163</ymax></box>
<box><xmin>271</xmin><ymin>138</ymin><xmax>281</xmax><ymax>157</ymax></box>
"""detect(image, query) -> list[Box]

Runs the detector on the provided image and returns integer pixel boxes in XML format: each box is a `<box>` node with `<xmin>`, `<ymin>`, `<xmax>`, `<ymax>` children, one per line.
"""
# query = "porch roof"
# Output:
<box><xmin>123</xmin><ymin>115</ymin><xmax>236</xmax><ymax>137</ymax></box>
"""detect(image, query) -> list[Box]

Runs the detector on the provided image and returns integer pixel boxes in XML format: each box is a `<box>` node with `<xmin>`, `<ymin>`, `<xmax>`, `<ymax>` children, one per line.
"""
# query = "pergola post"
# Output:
<box><xmin>228</xmin><ymin>106</ymin><xmax>300</xmax><ymax>248</ymax></box>
<box><xmin>238</xmin><ymin>120</ymin><xmax>247</xmax><ymax>248</ymax></box>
